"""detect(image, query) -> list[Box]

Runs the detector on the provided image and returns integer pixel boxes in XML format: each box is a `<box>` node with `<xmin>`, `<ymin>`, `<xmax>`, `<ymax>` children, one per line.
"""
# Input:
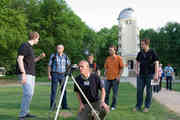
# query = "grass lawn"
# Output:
<box><xmin>0</xmin><ymin>75</ymin><xmax>49</xmax><ymax>83</ymax></box>
<box><xmin>162</xmin><ymin>82</ymin><xmax>180</xmax><ymax>92</ymax></box>
<box><xmin>0</xmin><ymin>83</ymin><xmax>180</xmax><ymax>120</ymax></box>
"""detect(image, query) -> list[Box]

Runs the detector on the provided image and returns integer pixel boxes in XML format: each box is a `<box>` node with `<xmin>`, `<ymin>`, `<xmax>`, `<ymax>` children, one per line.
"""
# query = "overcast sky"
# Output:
<box><xmin>65</xmin><ymin>0</ymin><xmax>180</xmax><ymax>31</ymax></box>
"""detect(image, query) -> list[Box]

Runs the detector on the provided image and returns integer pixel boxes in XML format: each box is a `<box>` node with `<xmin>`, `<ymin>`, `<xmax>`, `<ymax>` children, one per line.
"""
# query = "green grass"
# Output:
<box><xmin>0</xmin><ymin>83</ymin><xmax>180</xmax><ymax>120</ymax></box>
<box><xmin>0</xmin><ymin>75</ymin><xmax>49</xmax><ymax>83</ymax></box>
<box><xmin>162</xmin><ymin>82</ymin><xmax>180</xmax><ymax>92</ymax></box>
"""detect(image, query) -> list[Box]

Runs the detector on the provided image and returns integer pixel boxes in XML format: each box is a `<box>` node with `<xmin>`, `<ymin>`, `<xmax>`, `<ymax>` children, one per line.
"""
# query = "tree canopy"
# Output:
<box><xmin>0</xmin><ymin>0</ymin><xmax>179</xmax><ymax>76</ymax></box>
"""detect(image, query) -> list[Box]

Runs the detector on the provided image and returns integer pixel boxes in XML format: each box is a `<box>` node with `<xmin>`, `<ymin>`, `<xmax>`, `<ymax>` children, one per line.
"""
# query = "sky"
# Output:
<box><xmin>65</xmin><ymin>0</ymin><xmax>180</xmax><ymax>31</ymax></box>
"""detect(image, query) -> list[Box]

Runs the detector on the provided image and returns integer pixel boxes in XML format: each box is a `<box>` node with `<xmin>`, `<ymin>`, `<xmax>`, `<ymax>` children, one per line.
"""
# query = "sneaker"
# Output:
<box><xmin>133</xmin><ymin>107</ymin><xmax>141</xmax><ymax>112</ymax></box>
<box><xmin>143</xmin><ymin>108</ymin><xmax>149</xmax><ymax>113</ymax></box>
<box><xmin>111</xmin><ymin>107</ymin><xmax>115</xmax><ymax>110</ymax></box>
<box><xmin>25</xmin><ymin>113</ymin><xmax>36</xmax><ymax>118</ymax></box>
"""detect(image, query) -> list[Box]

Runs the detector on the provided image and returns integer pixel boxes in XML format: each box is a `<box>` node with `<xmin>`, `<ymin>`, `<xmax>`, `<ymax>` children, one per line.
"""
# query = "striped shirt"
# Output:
<box><xmin>48</xmin><ymin>53</ymin><xmax>71</xmax><ymax>73</ymax></box>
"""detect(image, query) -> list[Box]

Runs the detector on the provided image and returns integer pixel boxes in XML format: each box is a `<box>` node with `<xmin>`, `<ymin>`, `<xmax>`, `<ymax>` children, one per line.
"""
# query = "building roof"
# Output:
<box><xmin>118</xmin><ymin>8</ymin><xmax>135</xmax><ymax>20</ymax></box>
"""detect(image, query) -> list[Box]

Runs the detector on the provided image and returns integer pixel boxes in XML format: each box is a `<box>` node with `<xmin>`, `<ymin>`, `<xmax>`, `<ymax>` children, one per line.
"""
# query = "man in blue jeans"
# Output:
<box><xmin>48</xmin><ymin>44</ymin><xmax>71</xmax><ymax>110</ymax></box>
<box><xmin>133</xmin><ymin>39</ymin><xmax>159</xmax><ymax>113</ymax></box>
<box><xmin>16</xmin><ymin>32</ymin><xmax>46</xmax><ymax>120</ymax></box>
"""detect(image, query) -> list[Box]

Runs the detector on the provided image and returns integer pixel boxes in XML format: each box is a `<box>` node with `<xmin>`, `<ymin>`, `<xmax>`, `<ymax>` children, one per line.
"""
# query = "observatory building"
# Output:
<box><xmin>117</xmin><ymin>8</ymin><xmax>140</xmax><ymax>77</ymax></box>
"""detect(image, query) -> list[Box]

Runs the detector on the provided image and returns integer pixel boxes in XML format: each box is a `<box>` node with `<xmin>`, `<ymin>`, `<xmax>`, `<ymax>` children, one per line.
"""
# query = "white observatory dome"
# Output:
<box><xmin>118</xmin><ymin>8</ymin><xmax>135</xmax><ymax>20</ymax></box>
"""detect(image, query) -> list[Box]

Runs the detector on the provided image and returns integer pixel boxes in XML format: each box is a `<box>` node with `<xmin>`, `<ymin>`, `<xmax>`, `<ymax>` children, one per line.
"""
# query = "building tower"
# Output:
<box><xmin>117</xmin><ymin>8</ymin><xmax>140</xmax><ymax>77</ymax></box>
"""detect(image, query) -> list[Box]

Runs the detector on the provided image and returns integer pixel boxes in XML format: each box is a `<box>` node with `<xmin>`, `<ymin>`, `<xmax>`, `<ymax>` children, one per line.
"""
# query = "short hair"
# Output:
<box><xmin>141</xmin><ymin>38</ymin><xmax>150</xmax><ymax>45</ymax></box>
<box><xmin>57</xmin><ymin>44</ymin><xmax>64</xmax><ymax>48</ymax></box>
<box><xmin>88</xmin><ymin>53</ymin><xmax>94</xmax><ymax>57</ymax></box>
<box><xmin>109</xmin><ymin>45</ymin><xmax>117</xmax><ymax>52</ymax></box>
<box><xmin>79</xmin><ymin>60</ymin><xmax>89</xmax><ymax>68</ymax></box>
<box><xmin>29</xmin><ymin>32</ymin><xmax>39</xmax><ymax>40</ymax></box>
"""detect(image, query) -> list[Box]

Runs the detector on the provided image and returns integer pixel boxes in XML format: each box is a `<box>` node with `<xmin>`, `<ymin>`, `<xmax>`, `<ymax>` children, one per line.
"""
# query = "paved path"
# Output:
<box><xmin>129</xmin><ymin>77</ymin><xmax>180</xmax><ymax>115</ymax></box>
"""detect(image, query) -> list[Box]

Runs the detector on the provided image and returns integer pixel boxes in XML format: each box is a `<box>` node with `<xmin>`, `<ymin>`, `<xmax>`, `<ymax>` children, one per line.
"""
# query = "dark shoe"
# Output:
<box><xmin>62</xmin><ymin>107</ymin><xmax>71</xmax><ymax>110</ymax></box>
<box><xmin>25</xmin><ymin>113</ymin><xmax>36</xmax><ymax>118</ymax></box>
<box><xmin>19</xmin><ymin>116</ymin><xmax>25</xmax><ymax>120</ymax></box>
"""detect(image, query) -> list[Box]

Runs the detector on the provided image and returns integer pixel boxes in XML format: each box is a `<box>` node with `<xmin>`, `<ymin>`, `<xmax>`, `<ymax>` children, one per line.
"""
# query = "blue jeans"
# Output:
<box><xmin>50</xmin><ymin>73</ymin><xmax>68</xmax><ymax>109</ymax></box>
<box><xmin>19</xmin><ymin>74</ymin><xmax>35</xmax><ymax>117</ymax></box>
<box><xmin>105</xmin><ymin>79</ymin><xmax>119</xmax><ymax>108</ymax></box>
<box><xmin>136</xmin><ymin>75</ymin><xmax>153</xmax><ymax>109</ymax></box>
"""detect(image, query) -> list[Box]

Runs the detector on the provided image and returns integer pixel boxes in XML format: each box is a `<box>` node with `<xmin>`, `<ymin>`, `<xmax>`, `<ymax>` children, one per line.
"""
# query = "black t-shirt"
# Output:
<box><xmin>74</xmin><ymin>73</ymin><xmax>104</xmax><ymax>104</ymax></box>
<box><xmin>136</xmin><ymin>49</ymin><xmax>159</xmax><ymax>76</ymax></box>
<box><xmin>89</xmin><ymin>62</ymin><xmax>99</xmax><ymax>72</ymax></box>
<box><xmin>16</xmin><ymin>42</ymin><xmax>36</xmax><ymax>76</ymax></box>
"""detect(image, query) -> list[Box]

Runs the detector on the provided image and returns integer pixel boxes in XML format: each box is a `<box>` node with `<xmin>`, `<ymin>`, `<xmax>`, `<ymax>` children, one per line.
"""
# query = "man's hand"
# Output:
<box><xmin>154</xmin><ymin>73</ymin><xmax>158</xmax><ymax>81</ymax></box>
<box><xmin>21</xmin><ymin>73</ymin><xmax>27</xmax><ymax>84</ymax></box>
<box><xmin>136</xmin><ymin>71</ymin><xmax>139</xmax><ymax>76</ymax></box>
<box><xmin>40</xmin><ymin>52</ymin><xmax>46</xmax><ymax>58</ymax></box>
<box><xmin>79</xmin><ymin>103</ymin><xmax>85</xmax><ymax>112</ymax></box>
<box><xmin>116</xmin><ymin>76</ymin><xmax>120</xmax><ymax>83</ymax></box>
<box><xmin>48</xmin><ymin>75</ymin><xmax>52</xmax><ymax>81</ymax></box>
<box><xmin>100</xmin><ymin>102</ymin><xmax>110</xmax><ymax>113</ymax></box>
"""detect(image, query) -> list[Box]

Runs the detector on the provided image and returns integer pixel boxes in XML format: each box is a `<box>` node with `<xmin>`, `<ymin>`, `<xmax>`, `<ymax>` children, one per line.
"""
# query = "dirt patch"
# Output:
<box><xmin>0</xmin><ymin>80</ymin><xmax>18</xmax><ymax>85</ymax></box>
<box><xmin>59</xmin><ymin>111</ymin><xmax>73</xmax><ymax>118</ymax></box>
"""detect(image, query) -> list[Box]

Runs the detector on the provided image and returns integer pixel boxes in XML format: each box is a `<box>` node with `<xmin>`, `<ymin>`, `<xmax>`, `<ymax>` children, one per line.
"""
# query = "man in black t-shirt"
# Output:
<box><xmin>74</xmin><ymin>60</ymin><xmax>109</xmax><ymax>120</ymax></box>
<box><xmin>16</xmin><ymin>32</ymin><xmax>45</xmax><ymax>119</ymax></box>
<box><xmin>133</xmin><ymin>39</ymin><xmax>159</xmax><ymax>113</ymax></box>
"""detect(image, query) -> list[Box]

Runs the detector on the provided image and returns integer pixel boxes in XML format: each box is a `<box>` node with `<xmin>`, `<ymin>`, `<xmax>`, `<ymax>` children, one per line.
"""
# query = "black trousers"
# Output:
<box><xmin>166</xmin><ymin>76</ymin><xmax>173</xmax><ymax>90</ymax></box>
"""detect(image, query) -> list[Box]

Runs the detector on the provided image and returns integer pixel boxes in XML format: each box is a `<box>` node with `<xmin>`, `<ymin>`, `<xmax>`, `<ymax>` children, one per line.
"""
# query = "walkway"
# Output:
<box><xmin>129</xmin><ymin>77</ymin><xmax>180</xmax><ymax>115</ymax></box>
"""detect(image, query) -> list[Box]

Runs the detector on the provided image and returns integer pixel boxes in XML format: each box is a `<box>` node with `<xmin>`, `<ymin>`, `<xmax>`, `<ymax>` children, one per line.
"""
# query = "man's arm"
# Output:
<box><xmin>154</xmin><ymin>61</ymin><xmax>159</xmax><ymax>80</ymax></box>
<box><xmin>100</xmin><ymin>87</ymin><xmax>109</xmax><ymax>112</ymax></box>
<box><xmin>76</xmin><ymin>92</ymin><xmax>85</xmax><ymax>112</ymax></box>
<box><xmin>34</xmin><ymin>52</ymin><xmax>46</xmax><ymax>62</ymax></box>
<box><xmin>17</xmin><ymin>55</ymin><xmax>26</xmax><ymax>84</ymax></box>
<box><xmin>48</xmin><ymin>66</ymin><xmax>52</xmax><ymax>80</ymax></box>
<box><xmin>100</xmin><ymin>88</ymin><xmax>106</xmax><ymax>103</ymax></box>
<box><xmin>136</xmin><ymin>61</ymin><xmax>140</xmax><ymax>75</ymax></box>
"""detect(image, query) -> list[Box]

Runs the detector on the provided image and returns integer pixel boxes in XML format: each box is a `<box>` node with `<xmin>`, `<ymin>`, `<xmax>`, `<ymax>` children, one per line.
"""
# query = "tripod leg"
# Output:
<box><xmin>51</xmin><ymin>84</ymin><xmax>62</xmax><ymax>111</ymax></box>
<box><xmin>54</xmin><ymin>75</ymin><xmax>69</xmax><ymax>120</ymax></box>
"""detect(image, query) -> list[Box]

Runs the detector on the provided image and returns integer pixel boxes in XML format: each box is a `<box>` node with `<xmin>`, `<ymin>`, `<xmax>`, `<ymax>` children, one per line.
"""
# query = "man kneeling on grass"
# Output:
<box><xmin>74</xmin><ymin>60</ymin><xmax>109</xmax><ymax>120</ymax></box>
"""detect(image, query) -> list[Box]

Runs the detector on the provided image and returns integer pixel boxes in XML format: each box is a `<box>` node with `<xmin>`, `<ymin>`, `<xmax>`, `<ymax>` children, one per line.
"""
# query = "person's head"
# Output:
<box><xmin>87</xmin><ymin>53</ymin><xmax>94</xmax><ymax>63</ymax></box>
<box><xmin>79</xmin><ymin>60</ymin><xmax>90</xmax><ymax>76</ymax></box>
<box><xmin>29</xmin><ymin>32</ymin><xmax>39</xmax><ymax>45</ymax></box>
<box><xmin>168</xmin><ymin>64</ymin><xmax>171</xmax><ymax>67</ymax></box>
<box><xmin>141</xmin><ymin>38</ymin><xmax>150</xmax><ymax>50</ymax></box>
<box><xmin>56</xmin><ymin>44</ymin><xmax>64</xmax><ymax>54</ymax></box>
<box><xmin>109</xmin><ymin>45</ymin><xmax>117</xmax><ymax>56</ymax></box>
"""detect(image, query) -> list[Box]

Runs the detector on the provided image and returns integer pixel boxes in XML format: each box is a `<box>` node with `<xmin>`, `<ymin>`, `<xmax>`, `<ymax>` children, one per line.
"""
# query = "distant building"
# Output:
<box><xmin>0</xmin><ymin>67</ymin><xmax>6</xmax><ymax>76</ymax></box>
<box><xmin>117</xmin><ymin>8</ymin><xmax>140</xmax><ymax>77</ymax></box>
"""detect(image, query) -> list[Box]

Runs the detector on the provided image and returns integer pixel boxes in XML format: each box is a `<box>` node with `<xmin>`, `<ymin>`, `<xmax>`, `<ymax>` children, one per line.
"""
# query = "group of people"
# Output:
<box><xmin>16</xmin><ymin>32</ymin><xmax>124</xmax><ymax>120</ymax></box>
<box><xmin>16</xmin><ymin>31</ymin><xmax>175</xmax><ymax>120</ymax></box>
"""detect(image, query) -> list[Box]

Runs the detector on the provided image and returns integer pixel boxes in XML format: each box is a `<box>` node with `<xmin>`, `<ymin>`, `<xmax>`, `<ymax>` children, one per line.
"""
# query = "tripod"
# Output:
<box><xmin>51</xmin><ymin>65</ymin><xmax>101</xmax><ymax>120</ymax></box>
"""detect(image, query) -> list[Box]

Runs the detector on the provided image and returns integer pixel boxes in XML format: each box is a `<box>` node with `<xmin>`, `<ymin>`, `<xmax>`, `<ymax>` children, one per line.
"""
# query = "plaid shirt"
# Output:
<box><xmin>48</xmin><ymin>53</ymin><xmax>71</xmax><ymax>73</ymax></box>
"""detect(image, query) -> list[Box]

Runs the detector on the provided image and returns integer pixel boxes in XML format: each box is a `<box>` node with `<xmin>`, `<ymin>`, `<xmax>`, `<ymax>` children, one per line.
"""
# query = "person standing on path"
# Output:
<box><xmin>104</xmin><ymin>45</ymin><xmax>124</xmax><ymax>110</ymax></box>
<box><xmin>16</xmin><ymin>32</ymin><xmax>46</xmax><ymax>119</ymax></box>
<box><xmin>133</xmin><ymin>38</ymin><xmax>159</xmax><ymax>113</ymax></box>
<box><xmin>164</xmin><ymin>64</ymin><xmax>174</xmax><ymax>90</ymax></box>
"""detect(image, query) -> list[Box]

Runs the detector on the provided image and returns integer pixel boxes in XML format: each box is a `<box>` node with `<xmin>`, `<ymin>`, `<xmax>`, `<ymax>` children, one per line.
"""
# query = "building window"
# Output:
<box><xmin>128</xmin><ymin>60</ymin><xmax>134</xmax><ymax>70</ymax></box>
<box><xmin>126</xmin><ymin>20</ymin><xmax>132</xmax><ymax>25</ymax></box>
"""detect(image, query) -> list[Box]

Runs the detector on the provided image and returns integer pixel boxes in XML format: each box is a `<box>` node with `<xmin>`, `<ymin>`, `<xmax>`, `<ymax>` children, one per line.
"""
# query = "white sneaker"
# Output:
<box><xmin>111</xmin><ymin>107</ymin><xmax>115</xmax><ymax>110</ymax></box>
